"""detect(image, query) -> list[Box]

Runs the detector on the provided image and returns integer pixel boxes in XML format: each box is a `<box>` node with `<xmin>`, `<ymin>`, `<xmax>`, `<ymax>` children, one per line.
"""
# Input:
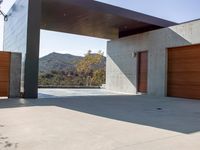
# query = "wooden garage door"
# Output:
<box><xmin>0</xmin><ymin>52</ymin><xmax>11</xmax><ymax>97</ymax></box>
<box><xmin>168</xmin><ymin>44</ymin><xmax>200</xmax><ymax>99</ymax></box>
<box><xmin>138</xmin><ymin>51</ymin><xmax>148</xmax><ymax>93</ymax></box>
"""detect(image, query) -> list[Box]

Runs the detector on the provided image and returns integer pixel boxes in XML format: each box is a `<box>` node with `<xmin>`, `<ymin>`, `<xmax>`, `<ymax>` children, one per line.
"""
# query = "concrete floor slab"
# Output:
<box><xmin>0</xmin><ymin>95</ymin><xmax>200</xmax><ymax>150</ymax></box>
<box><xmin>38</xmin><ymin>88</ymin><xmax>128</xmax><ymax>98</ymax></box>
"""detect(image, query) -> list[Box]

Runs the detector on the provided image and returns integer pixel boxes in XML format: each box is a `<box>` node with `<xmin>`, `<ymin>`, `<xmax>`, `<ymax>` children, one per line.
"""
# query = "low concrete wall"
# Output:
<box><xmin>9</xmin><ymin>53</ymin><xmax>22</xmax><ymax>98</ymax></box>
<box><xmin>106</xmin><ymin>20</ymin><xmax>200</xmax><ymax>96</ymax></box>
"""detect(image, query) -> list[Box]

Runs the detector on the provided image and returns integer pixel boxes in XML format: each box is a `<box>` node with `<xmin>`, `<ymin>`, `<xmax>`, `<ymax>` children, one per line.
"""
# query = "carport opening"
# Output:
<box><xmin>38</xmin><ymin>30</ymin><xmax>111</xmax><ymax>98</ymax></box>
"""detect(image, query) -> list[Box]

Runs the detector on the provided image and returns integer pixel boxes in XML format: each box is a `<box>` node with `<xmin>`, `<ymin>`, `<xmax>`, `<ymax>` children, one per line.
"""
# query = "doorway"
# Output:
<box><xmin>137</xmin><ymin>51</ymin><xmax>148</xmax><ymax>93</ymax></box>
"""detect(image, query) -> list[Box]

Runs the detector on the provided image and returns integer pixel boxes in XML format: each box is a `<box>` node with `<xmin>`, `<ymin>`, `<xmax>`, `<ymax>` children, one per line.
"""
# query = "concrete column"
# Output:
<box><xmin>24</xmin><ymin>0</ymin><xmax>41</xmax><ymax>98</ymax></box>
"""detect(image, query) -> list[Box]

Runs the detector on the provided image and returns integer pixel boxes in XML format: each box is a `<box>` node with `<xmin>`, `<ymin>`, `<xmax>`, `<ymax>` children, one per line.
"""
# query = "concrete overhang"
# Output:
<box><xmin>41</xmin><ymin>0</ymin><xmax>177</xmax><ymax>39</ymax></box>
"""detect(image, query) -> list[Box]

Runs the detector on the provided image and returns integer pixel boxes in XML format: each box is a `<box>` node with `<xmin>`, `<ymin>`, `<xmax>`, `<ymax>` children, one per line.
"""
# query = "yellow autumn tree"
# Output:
<box><xmin>76</xmin><ymin>50</ymin><xmax>105</xmax><ymax>86</ymax></box>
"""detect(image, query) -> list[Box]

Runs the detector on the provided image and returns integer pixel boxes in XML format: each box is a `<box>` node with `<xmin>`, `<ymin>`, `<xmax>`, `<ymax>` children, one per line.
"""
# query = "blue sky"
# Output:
<box><xmin>0</xmin><ymin>0</ymin><xmax>199</xmax><ymax>57</ymax></box>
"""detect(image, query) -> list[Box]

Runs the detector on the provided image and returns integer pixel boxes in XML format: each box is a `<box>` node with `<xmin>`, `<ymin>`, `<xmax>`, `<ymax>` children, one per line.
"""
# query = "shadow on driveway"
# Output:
<box><xmin>0</xmin><ymin>95</ymin><xmax>200</xmax><ymax>134</ymax></box>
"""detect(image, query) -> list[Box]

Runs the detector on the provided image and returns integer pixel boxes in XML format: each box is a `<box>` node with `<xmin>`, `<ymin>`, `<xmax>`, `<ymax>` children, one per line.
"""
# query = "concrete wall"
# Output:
<box><xmin>106</xmin><ymin>20</ymin><xmax>200</xmax><ymax>96</ymax></box>
<box><xmin>9</xmin><ymin>53</ymin><xmax>22</xmax><ymax>98</ymax></box>
<box><xmin>3</xmin><ymin>0</ymin><xmax>41</xmax><ymax>98</ymax></box>
<box><xmin>3</xmin><ymin>0</ymin><xmax>28</xmax><ymax>91</ymax></box>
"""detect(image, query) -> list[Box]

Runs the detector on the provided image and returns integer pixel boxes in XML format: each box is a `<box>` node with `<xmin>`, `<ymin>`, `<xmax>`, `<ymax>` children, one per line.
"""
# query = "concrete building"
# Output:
<box><xmin>2</xmin><ymin>0</ymin><xmax>200</xmax><ymax>99</ymax></box>
<box><xmin>106</xmin><ymin>20</ymin><xmax>200</xmax><ymax>99</ymax></box>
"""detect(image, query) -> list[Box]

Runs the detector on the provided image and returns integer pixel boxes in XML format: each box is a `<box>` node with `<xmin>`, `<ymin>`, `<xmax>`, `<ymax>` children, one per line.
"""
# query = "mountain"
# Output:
<box><xmin>39</xmin><ymin>52</ymin><xmax>82</xmax><ymax>73</ymax></box>
<box><xmin>39</xmin><ymin>52</ymin><xmax>106</xmax><ymax>74</ymax></box>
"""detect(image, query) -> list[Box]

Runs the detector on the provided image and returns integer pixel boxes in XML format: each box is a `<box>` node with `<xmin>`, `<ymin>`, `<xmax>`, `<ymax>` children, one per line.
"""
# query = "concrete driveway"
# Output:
<box><xmin>0</xmin><ymin>95</ymin><xmax>200</xmax><ymax>150</ymax></box>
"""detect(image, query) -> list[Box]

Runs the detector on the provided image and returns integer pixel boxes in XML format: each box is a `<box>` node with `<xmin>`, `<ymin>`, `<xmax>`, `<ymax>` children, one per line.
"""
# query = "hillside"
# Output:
<box><xmin>39</xmin><ymin>52</ymin><xmax>106</xmax><ymax>74</ymax></box>
<box><xmin>39</xmin><ymin>52</ymin><xmax>82</xmax><ymax>73</ymax></box>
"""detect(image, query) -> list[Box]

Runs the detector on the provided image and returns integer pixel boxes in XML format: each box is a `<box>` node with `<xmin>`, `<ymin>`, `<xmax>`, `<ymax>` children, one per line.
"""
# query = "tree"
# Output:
<box><xmin>76</xmin><ymin>50</ymin><xmax>104</xmax><ymax>74</ymax></box>
<box><xmin>76</xmin><ymin>50</ymin><xmax>104</xmax><ymax>86</ymax></box>
<box><xmin>91</xmin><ymin>69</ymin><xmax>106</xmax><ymax>86</ymax></box>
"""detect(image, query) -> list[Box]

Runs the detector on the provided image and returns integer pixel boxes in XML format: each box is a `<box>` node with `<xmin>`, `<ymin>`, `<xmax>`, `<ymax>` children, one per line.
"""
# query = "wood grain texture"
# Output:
<box><xmin>41</xmin><ymin>0</ymin><xmax>176</xmax><ymax>39</ymax></box>
<box><xmin>138</xmin><ymin>51</ymin><xmax>148</xmax><ymax>93</ymax></box>
<box><xmin>0</xmin><ymin>52</ymin><xmax>10</xmax><ymax>97</ymax></box>
<box><xmin>168</xmin><ymin>44</ymin><xmax>200</xmax><ymax>99</ymax></box>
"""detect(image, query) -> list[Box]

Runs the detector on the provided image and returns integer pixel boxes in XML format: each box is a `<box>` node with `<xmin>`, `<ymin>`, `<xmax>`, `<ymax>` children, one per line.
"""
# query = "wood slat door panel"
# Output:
<box><xmin>0</xmin><ymin>68</ymin><xmax>10</xmax><ymax>82</ymax></box>
<box><xmin>0</xmin><ymin>52</ymin><xmax>10</xmax><ymax>97</ymax></box>
<box><xmin>168</xmin><ymin>59</ymin><xmax>200</xmax><ymax>72</ymax></box>
<box><xmin>168</xmin><ymin>72</ymin><xmax>200</xmax><ymax>85</ymax></box>
<box><xmin>168</xmin><ymin>85</ymin><xmax>200</xmax><ymax>99</ymax></box>
<box><xmin>0</xmin><ymin>82</ymin><xmax>9</xmax><ymax>96</ymax></box>
<box><xmin>0</xmin><ymin>53</ymin><xmax>10</xmax><ymax>67</ymax></box>
<box><xmin>167</xmin><ymin>44</ymin><xmax>200</xmax><ymax>99</ymax></box>
<box><xmin>138</xmin><ymin>51</ymin><xmax>148</xmax><ymax>93</ymax></box>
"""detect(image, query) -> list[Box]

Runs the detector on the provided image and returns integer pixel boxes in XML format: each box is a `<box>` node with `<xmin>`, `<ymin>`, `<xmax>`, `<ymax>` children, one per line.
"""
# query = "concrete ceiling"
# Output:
<box><xmin>41</xmin><ymin>0</ymin><xmax>177</xmax><ymax>39</ymax></box>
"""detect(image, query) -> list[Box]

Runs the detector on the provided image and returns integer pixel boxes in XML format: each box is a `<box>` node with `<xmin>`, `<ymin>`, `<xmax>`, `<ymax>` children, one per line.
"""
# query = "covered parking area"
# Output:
<box><xmin>3</xmin><ymin>0</ymin><xmax>175</xmax><ymax>98</ymax></box>
<box><xmin>1</xmin><ymin>1</ymin><xmax>200</xmax><ymax>150</ymax></box>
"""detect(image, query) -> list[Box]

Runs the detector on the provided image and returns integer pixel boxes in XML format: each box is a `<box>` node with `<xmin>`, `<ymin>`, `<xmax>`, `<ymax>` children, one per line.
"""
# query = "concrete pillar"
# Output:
<box><xmin>24</xmin><ymin>0</ymin><xmax>41</xmax><ymax>98</ymax></box>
